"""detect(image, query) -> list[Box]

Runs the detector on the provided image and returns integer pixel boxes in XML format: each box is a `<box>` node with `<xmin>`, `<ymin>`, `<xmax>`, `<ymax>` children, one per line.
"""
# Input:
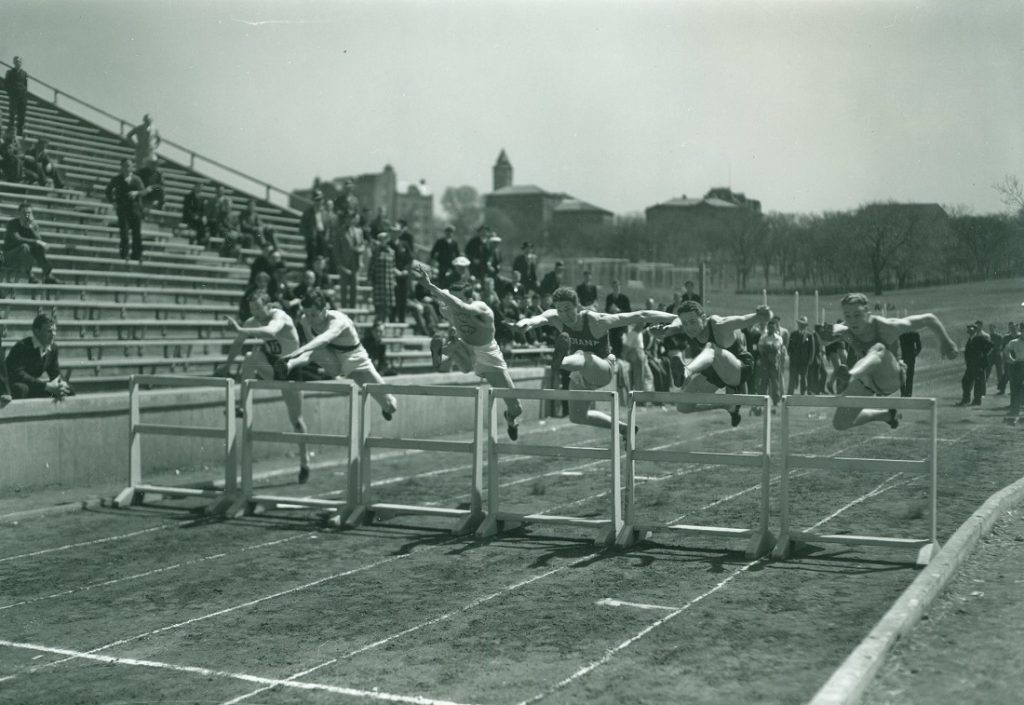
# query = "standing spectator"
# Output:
<box><xmin>105</xmin><ymin>158</ymin><xmax>145</xmax><ymax>263</ymax></box>
<box><xmin>430</xmin><ymin>224</ymin><xmax>460</xmax><ymax>282</ymax></box>
<box><xmin>756</xmin><ymin>317</ymin><xmax>786</xmax><ymax>410</ymax></box>
<box><xmin>575</xmin><ymin>271</ymin><xmax>597</xmax><ymax>308</ymax></box>
<box><xmin>299</xmin><ymin>190</ymin><xmax>328</xmax><ymax>268</ymax></box>
<box><xmin>679</xmin><ymin>280</ymin><xmax>702</xmax><ymax>305</ymax></box>
<box><xmin>5</xmin><ymin>314</ymin><xmax>73</xmax><ymax>400</ymax></box>
<box><xmin>824</xmin><ymin>325</ymin><xmax>849</xmax><ymax>394</ymax></box>
<box><xmin>665</xmin><ymin>291</ymin><xmax>682</xmax><ymax>315</ymax></box>
<box><xmin>361</xmin><ymin>320</ymin><xmax>395</xmax><ymax>376</ymax></box>
<box><xmin>368</xmin><ymin>231</ymin><xmax>397</xmax><ymax>323</ymax></box>
<box><xmin>28</xmin><ymin>138</ymin><xmax>64</xmax><ymax>189</ymax></box>
<box><xmin>899</xmin><ymin>330</ymin><xmax>922</xmax><ymax>397</ymax></box>
<box><xmin>182</xmin><ymin>181</ymin><xmax>209</xmax><ymax>246</ymax></box>
<box><xmin>397</xmin><ymin>219</ymin><xmax>415</xmax><ymax>253</ymax></box>
<box><xmin>368</xmin><ymin>206</ymin><xmax>389</xmax><ymax>238</ymax></box>
<box><xmin>786</xmin><ymin>315</ymin><xmax>817</xmax><ymax>395</ymax></box>
<box><xmin>333</xmin><ymin>179</ymin><xmax>360</xmax><ymax>224</ymax></box>
<box><xmin>5</xmin><ymin>57</ymin><xmax>28</xmax><ymax>136</ymax></box>
<box><xmin>958</xmin><ymin>322</ymin><xmax>992</xmax><ymax>406</ymax></box>
<box><xmin>743</xmin><ymin>322</ymin><xmax>764</xmax><ymax>395</ymax></box>
<box><xmin>512</xmin><ymin>242</ymin><xmax>539</xmax><ymax>293</ymax></box>
<box><xmin>987</xmin><ymin>323</ymin><xmax>1007</xmax><ymax>395</ymax></box>
<box><xmin>248</xmin><ymin>241</ymin><xmax>279</xmax><ymax>285</ymax></box>
<box><xmin>207</xmin><ymin>184</ymin><xmax>233</xmax><ymax>247</ymax></box>
<box><xmin>442</xmin><ymin>255</ymin><xmax>476</xmax><ymax>292</ymax></box>
<box><xmin>125</xmin><ymin>113</ymin><xmax>161</xmax><ymax>169</ymax></box>
<box><xmin>238</xmin><ymin>199</ymin><xmax>263</xmax><ymax>248</ymax></box>
<box><xmin>4</xmin><ymin>201</ymin><xmax>59</xmax><ymax>283</ymax></box>
<box><xmin>1004</xmin><ymin>323</ymin><xmax>1024</xmax><ymax>423</ymax></box>
<box><xmin>464</xmin><ymin>225</ymin><xmax>488</xmax><ymax>283</ymax></box>
<box><xmin>484</xmin><ymin>231</ymin><xmax>503</xmax><ymax>280</ymax></box>
<box><xmin>605</xmin><ymin>279</ymin><xmax>631</xmax><ymax>357</ymax></box>
<box><xmin>622</xmin><ymin>322</ymin><xmax>653</xmax><ymax>393</ymax></box>
<box><xmin>538</xmin><ymin>260</ymin><xmax>565</xmax><ymax>296</ymax></box>
<box><xmin>390</xmin><ymin>225</ymin><xmax>413</xmax><ymax>324</ymax></box>
<box><xmin>335</xmin><ymin>211</ymin><xmax>365</xmax><ymax>308</ymax></box>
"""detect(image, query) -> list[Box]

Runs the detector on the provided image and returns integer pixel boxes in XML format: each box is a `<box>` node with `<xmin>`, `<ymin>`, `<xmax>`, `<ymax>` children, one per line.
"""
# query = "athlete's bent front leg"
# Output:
<box><xmin>348</xmin><ymin>367</ymin><xmax>398</xmax><ymax>418</ymax></box>
<box><xmin>480</xmin><ymin>367</ymin><xmax>523</xmax><ymax>421</ymax></box>
<box><xmin>832</xmin><ymin>378</ymin><xmax>896</xmax><ymax>430</ymax></box>
<box><xmin>281</xmin><ymin>389</ymin><xmax>309</xmax><ymax>468</ymax></box>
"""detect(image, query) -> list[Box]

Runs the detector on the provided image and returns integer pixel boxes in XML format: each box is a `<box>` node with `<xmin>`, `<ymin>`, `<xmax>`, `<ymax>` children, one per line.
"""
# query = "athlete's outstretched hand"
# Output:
<box><xmin>224</xmin><ymin>316</ymin><xmax>242</xmax><ymax>333</ymax></box>
<box><xmin>410</xmin><ymin>261</ymin><xmax>432</xmax><ymax>283</ymax></box>
<box><xmin>754</xmin><ymin>305</ymin><xmax>772</xmax><ymax>323</ymax></box>
<box><xmin>648</xmin><ymin>324</ymin><xmax>671</xmax><ymax>339</ymax></box>
<box><xmin>939</xmin><ymin>338</ymin><xmax>959</xmax><ymax>360</ymax></box>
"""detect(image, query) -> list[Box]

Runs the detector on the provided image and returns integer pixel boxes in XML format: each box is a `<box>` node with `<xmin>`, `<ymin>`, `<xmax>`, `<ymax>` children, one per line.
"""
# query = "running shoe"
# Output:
<box><xmin>430</xmin><ymin>337</ymin><xmax>444</xmax><ymax>370</ymax></box>
<box><xmin>298</xmin><ymin>465</ymin><xmax>310</xmax><ymax>484</ymax></box>
<box><xmin>728</xmin><ymin>405</ymin><xmax>742</xmax><ymax>428</ymax></box>
<box><xmin>669</xmin><ymin>356</ymin><xmax>687</xmax><ymax>388</ymax></box>
<box><xmin>887</xmin><ymin>409</ymin><xmax>901</xmax><ymax>429</ymax></box>
<box><xmin>504</xmin><ymin>409</ymin><xmax>520</xmax><ymax>441</ymax></box>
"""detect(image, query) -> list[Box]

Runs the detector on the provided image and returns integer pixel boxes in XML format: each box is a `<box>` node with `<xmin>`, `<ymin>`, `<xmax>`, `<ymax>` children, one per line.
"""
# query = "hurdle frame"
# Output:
<box><xmin>477</xmin><ymin>388</ymin><xmax>623</xmax><ymax>544</ymax></box>
<box><xmin>113</xmin><ymin>375</ymin><xmax>238</xmax><ymax>514</ymax></box>
<box><xmin>234</xmin><ymin>379</ymin><xmax>359</xmax><ymax>519</ymax></box>
<box><xmin>344</xmin><ymin>383</ymin><xmax>487</xmax><ymax>534</ymax></box>
<box><xmin>773</xmin><ymin>395</ymin><xmax>940</xmax><ymax>566</ymax></box>
<box><xmin>616</xmin><ymin>391</ymin><xmax>775</xmax><ymax>558</ymax></box>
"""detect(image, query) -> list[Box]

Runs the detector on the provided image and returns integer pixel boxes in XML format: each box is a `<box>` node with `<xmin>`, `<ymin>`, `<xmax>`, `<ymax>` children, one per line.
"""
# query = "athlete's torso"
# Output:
<box><xmin>302</xmin><ymin>310</ymin><xmax>361</xmax><ymax>352</ymax></box>
<box><xmin>561</xmin><ymin>310</ymin><xmax>610</xmax><ymax>358</ymax></box>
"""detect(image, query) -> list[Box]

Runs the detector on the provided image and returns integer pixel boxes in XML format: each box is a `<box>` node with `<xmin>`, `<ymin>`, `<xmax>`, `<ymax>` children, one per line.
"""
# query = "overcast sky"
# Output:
<box><xmin>3</xmin><ymin>0</ymin><xmax>1021</xmax><ymax>216</ymax></box>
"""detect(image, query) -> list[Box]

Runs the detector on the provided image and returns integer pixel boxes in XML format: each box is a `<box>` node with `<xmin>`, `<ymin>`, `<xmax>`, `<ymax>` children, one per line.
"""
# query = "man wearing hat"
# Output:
<box><xmin>786</xmin><ymin>314</ymin><xmax>817</xmax><ymax>395</ymax></box>
<box><xmin>442</xmin><ymin>255</ymin><xmax>476</xmax><ymax>293</ymax></box>
<box><xmin>464</xmin><ymin>225</ymin><xmax>489</xmax><ymax>283</ymax></box>
<box><xmin>430</xmin><ymin>224</ymin><xmax>460</xmax><ymax>282</ymax></box>
<box><xmin>958</xmin><ymin>320</ymin><xmax>993</xmax><ymax>406</ymax></box>
<box><xmin>299</xmin><ymin>189</ymin><xmax>328</xmax><ymax>268</ymax></box>
<box><xmin>484</xmin><ymin>230</ymin><xmax>503</xmax><ymax>281</ymax></box>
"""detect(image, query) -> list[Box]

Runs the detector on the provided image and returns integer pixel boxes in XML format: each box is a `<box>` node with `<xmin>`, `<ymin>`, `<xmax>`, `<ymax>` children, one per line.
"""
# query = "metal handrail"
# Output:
<box><xmin>0</xmin><ymin>59</ymin><xmax>308</xmax><ymax>213</ymax></box>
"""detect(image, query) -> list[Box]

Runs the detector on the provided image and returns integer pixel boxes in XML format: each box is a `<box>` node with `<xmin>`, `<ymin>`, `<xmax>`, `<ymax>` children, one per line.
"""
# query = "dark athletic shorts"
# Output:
<box><xmin>701</xmin><ymin>350</ymin><xmax>754</xmax><ymax>392</ymax></box>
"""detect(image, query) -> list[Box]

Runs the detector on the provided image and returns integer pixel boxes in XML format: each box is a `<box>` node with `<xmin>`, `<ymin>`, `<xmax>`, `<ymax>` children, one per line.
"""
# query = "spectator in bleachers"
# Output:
<box><xmin>1</xmin><ymin>126</ymin><xmax>25</xmax><ymax>182</ymax></box>
<box><xmin>333</xmin><ymin>179</ymin><xmax>359</xmax><ymax>225</ymax></box>
<box><xmin>605</xmin><ymin>279</ymin><xmax>631</xmax><ymax>357</ymax></box>
<box><xmin>0</xmin><ymin>343</ymin><xmax>11</xmax><ymax>407</ymax></box>
<box><xmin>512</xmin><ymin>242</ymin><xmax>538</xmax><ymax>293</ymax></box>
<box><xmin>389</xmin><ymin>225</ymin><xmax>413</xmax><ymax>325</ymax></box>
<box><xmin>5</xmin><ymin>314</ymin><xmax>73</xmax><ymax>401</ymax></box>
<box><xmin>4</xmin><ymin>201</ymin><xmax>59</xmax><ymax>283</ymax></box>
<box><xmin>28</xmin><ymin>138</ymin><xmax>64</xmax><ymax>189</ymax></box>
<box><xmin>300</xmin><ymin>190</ymin><xmax>329</xmax><ymax>269</ymax></box>
<box><xmin>507</xmin><ymin>270</ymin><xmax>527</xmax><ymax>303</ymax></box>
<box><xmin>4</xmin><ymin>57</ymin><xmax>28</xmax><ymax>137</ymax></box>
<box><xmin>323</xmin><ymin>199</ymin><xmax>341</xmax><ymax>265</ymax></box>
<box><xmin>182</xmin><ymin>181</ymin><xmax>209</xmax><ymax>246</ymax></box>
<box><xmin>369</xmin><ymin>207</ymin><xmax>390</xmax><ymax>240</ymax></box>
<box><xmin>238</xmin><ymin>199</ymin><xmax>263</xmax><ymax>247</ymax></box>
<box><xmin>207</xmin><ymin>184</ymin><xmax>233</xmax><ymax>248</ymax></box>
<box><xmin>334</xmin><ymin>211</ymin><xmax>365</xmax><ymax>308</ymax></box>
<box><xmin>430</xmin><ymin>224</ymin><xmax>460</xmax><ymax>282</ymax></box>
<box><xmin>484</xmin><ymin>231</ymin><xmax>503</xmax><ymax>281</ymax></box>
<box><xmin>442</xmin><ymin>255</ymin><xmax>475</xmax><ymax>293</ymax></box>
<box><xmin>408</xmin><ymin>275</ymin><xmax>439</xmax><ymax>337</ymax></box>
<box><xmin>680</xmin><ymin>280</ymin><xmax>702</xmax><ymax>305</ymax></box>
<box><xmin>218</xmin><ymin>214</ymin><xmax>244</xmax><ymax>260</ymax></box>
<box><xmin>361</xmin><ymin>319</ymin><xmax>395</xmax><ymax>377</ymax></box>
<box><xmin>105</xmin><ymin>158</ymin><xmax>146</xmax><ymax>263</ymax></box>
<box><xmin>126</xmin><ymin>114</ymin><xmax>161</xmax><ymax>169</ymax></box>
<box><xmin>464</xmin><ymin>225</ymin><xmax>488</xmax><ymax>283</ymax></box>
<box><xmin>239</xmin><ymin>270</ymin><xmax>272</xmax><ymax>321</ymax></box>
<box><xmin>368</xmin><ymin>230</ymin><xmax>397</xmax><ymax>323</ymax></box>
<box><xmin>248</xmin><ymin>242</ymin><xmax>279</xmax><ymax>284</ymax></box>
<box><xmin>136</xmin><ymin>157</ymin><xmax>165</xmax><ymax>215</ymax></box>
<box><xmin>575</xmin><ymin>271</ymin><xmax>597</xmax><ymax>309</ymax></box>
<box><xmin>538</xmin><ymin>260</ymin><xmax>565</xmax><ymax>297</ymax></box>
<box><xmin>397</xmin><ymin>219</ymin><xmax>415</xmax><ymax>252</ymax></box>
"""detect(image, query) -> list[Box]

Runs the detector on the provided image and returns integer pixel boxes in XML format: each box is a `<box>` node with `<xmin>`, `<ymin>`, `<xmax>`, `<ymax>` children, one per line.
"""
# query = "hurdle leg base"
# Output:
<box><xmin>328</xmin><ymin>503</ymin><xmax>360</xmax><ymax>528</ymax></box>
<box><xmin>113</xmin><ymin>486</ymin><xmax>138</xmax><ymax>509</ymax></box>
<box><xmin>206</xmin><ymin>493</ymin><xmax>237</xmax><ymax>517</ymax></box>
<box><xmin>476</xmin><ymin>515</ymin><xmax>522</xmax><ymax>538</ymax></box>
<box><xmin>223</xmin><ymin>494</ymin><xmax>250</xmax><ymax>519</ymax></box>
<box><xmin>916</xmin><ymin>541</ymin><xmax>940</xmax><ymax>567</ymax></box>
<box><xmin>745</xmin><ymin>529</ymin><xmax>776</xmax><ymax>560</ymax></box>
<box><xmin>614</xmin><ymin>524</ymin><xmax>653</xmax><ymax>549</ymax></box>
<box><xmin>335</xmin><ymin>504</ymin><xmax>368</xmax><ymax>529</ymax></box>
<box><xmin>453</xmin><ymin>512</ymin><xmax>484</xmax><ymax>536</ymax></box>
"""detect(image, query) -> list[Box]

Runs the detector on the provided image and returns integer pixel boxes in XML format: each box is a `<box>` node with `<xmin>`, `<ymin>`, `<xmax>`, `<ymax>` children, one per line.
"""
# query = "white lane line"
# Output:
<box><xmin>0</xmin><ymin>639</ymin><xmax>477</xmax><ymax>705</ymax></box>
<box><xmin>514</xmin><ymin>470</ymin><xmax>918</xmax><ymax>705</ymax></box>
<box><xmin>35</xmin><ymin>553</ymin><xmax>411</xmax><ymax>671</ymax></box>
<box><xmin>0</xmin><ymin>532</ymin><xmax>315</xmax><ymax>612</ymax></box>
<box><xmin>0</xmin><ymin>524</ymin><xmax>173</xmax><ymax>564</ymax></box>
<box><xmin>595</xmin><ymin>598</ymin><xmax>680</xmax><ymax>612</ymax></box>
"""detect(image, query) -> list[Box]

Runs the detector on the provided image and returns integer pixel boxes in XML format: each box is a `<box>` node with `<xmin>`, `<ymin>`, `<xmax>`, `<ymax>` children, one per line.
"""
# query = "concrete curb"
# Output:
<box><xmin>807</xmin><ymin>472</ymin><xmax>1024</xmax><ymax>705</ymax></box>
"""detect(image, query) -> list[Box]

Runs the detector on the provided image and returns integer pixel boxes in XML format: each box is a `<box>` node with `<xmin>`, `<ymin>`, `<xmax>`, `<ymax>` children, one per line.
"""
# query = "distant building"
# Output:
<box><xmin>483</xmin><ymin>150</ymin><xmax>613</xmax><ymax>253</ymax></box>
<box><xmin>645</xmin><ymin>187</ymin><xmax>763</xmax><ymax>263</ymax></box>
<box><xmin>292</xmin><ymin>164</ymin><xmax>433</xmax><ymax>235</ymax></box>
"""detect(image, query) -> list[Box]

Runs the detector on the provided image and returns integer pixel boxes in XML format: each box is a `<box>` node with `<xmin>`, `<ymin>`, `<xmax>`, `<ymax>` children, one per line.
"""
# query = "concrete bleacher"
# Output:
<box><xmin>0</xmin><ymin>86</ymin><xmax>549</xmax><ymax>393</ymax></box>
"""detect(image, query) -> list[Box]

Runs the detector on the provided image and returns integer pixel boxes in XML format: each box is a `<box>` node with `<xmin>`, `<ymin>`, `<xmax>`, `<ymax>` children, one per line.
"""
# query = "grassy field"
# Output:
<box><xmin>1</xmin><ymin>278</ymin><xmax>1021</xmax><ymax>705</ymax></box>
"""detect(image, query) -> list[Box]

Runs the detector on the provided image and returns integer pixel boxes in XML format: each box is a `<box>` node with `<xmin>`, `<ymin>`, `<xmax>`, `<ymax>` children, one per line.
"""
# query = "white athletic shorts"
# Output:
<box><xmin>311</xmin><ymin>344</ymin><xmax>377</xmax><ymax>378</ymax></box>
<box><xmin>471</xmin><ymin>340</ymin><xmax>509</xmax><ymax>376</ymax></box>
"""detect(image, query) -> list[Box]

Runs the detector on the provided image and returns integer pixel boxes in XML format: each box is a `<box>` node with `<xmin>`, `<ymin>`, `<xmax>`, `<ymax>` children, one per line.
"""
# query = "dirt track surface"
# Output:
<box><xmin>1</xmin><ymin>365</ymin><xmax>1021</xmax><ymax>705</ymax></box>
<box><xmin>862</xmin><ymin>504</ymin><xmax>1024</xmax><ymax>705</ymax></box>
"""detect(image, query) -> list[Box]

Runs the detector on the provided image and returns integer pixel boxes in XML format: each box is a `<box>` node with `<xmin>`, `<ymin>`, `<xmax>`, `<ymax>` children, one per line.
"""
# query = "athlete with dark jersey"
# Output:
<box><xmin>816</xmin><ymin>292</ymin><xmax>957</xmax><ymax>430</ymax></box>
<box><xmin>516</xmin><ymin>287</ymin><xmax>676</xmax><ymax>434</ymax></box>
<box><xmin>651</xmin><ymin>300</ymin><xmax>772</xmax><ymax>427</ymax></box>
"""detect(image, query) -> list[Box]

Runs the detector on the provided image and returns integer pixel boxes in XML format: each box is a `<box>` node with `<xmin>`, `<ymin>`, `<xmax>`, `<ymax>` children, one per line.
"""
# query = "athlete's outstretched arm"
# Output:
<box><xmin>412</xmin><ymin>262</ymin><xmax>487</xmax><ymax>320</ymax></box>
<box><xmin>282</xmin><ymin>316</ymin><xmax>345</xmax><ymax>359</ymax></box>
<box><xmin>224</xmin><ymin>313</ymin><xmax>286</xmax><ymax>340</ymax></box>
<box><xmin>597</xmin><ymin>309</ymin><xmax>678</xmax><ymax>330</ymax></box>
<box><xmin>711</xmin><ymin>305</ymin><xmax>773</xmax><ymax>336</ymax></box>
<box><xmin>888</xmin><ymin>314</ymin><xmax>959</xmax><ymax>359</ymax></box>
<box><xmin>515</xmin><ymin>309</ymin><xmax>560</xmax><ymax>331</ymax></box>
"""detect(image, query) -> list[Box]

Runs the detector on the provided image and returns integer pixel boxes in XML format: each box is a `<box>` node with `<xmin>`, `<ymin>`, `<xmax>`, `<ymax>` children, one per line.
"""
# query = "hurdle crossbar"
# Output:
<box><xmin>478</xmin><ymin>387</ymin><xmax>623</xmax><ymax>544</ymax></box>
<box><xmin>236</xmin><ymin>379</ymin><xmax>359</xmax><ymax>519</ymax></box>
<box><xmin>616</xmin><ymin>391</ymin><xmax>775</xmax><ymax>558</ymax></box>
<box><xmin>347</xmin><ymin>383</ymin><xmax>486</xmax><ymax>533</ymax></box>
<box><xmin>773</xmin><ymin>394</ymin><xmax>940</xmax><ymax>566</ymax></box>
<box><xmin>113</xmin><ymin>375</ymin><xmax>238</xmax><ymax>514</ymax></box>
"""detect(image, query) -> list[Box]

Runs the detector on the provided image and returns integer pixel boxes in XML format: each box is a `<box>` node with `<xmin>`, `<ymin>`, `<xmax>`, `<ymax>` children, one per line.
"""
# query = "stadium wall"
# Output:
<box><xmin>0</xmin><ymin>369</ymin><xmax>546</xmax><ymax>493</ymax></box>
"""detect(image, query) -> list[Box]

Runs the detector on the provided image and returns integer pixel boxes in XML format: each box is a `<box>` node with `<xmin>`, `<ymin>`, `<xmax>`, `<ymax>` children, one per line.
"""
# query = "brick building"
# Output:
<box><xmin>644</xmin><ymin>187</ymin><xmax>763</xmax><ymax>264</ymax></box>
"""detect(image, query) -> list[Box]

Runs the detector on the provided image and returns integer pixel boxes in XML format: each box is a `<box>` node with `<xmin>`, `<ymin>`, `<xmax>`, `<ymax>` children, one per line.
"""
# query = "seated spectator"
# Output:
<box><xmin>5</xmin><ymin>314</ymin><xmax>73</xmax><ymax>401</ymax></box>
<box><xmin>538</xmin><ymin>260</ymin><xmax>564</xmax><ymax>296</ymax></box>
<box><xmin>495</xmin><ymin>290</ymin><xmax>523</xmax><ymax>347</ymax></box>
<box><xmin>408</xmin><ymin>276</ymin><xmax>439</xmax><ymax>336</ymax></box>
<box><xmin>248</xmin><ymin>241</ymin><xmax>279</xmax><ymax>285</ymax></box>
<box><xmin>361</xmin><ymin>319</ymin><xmax>396</xmax><ymax>376</ymax></box>
<box><xmin>287</xmin><ymin>270</ymin><xmax>320</xmax><ymax>319</ymax></box>
<box><xmin>512</xmin><ymin>242</ymin><xmax>538</xmax><ymax>293</ymax></box>
<box><xmin>680</xmin><ymin>280</ymin><xmax>702</xmax><ymax>305</ymax></box>
<box><xmin>28</xmin><ymin>138</ymin><xmax>64</xmax><ymax>189</ymax></box>
<box><xmin>238</xmin><ymin>199</ymin><xmax>263</xmax><ymax>248</ymax></box>
<box><xmin>441</xmin><ymin>255</ymin><xmax>476</xmax><ymax>292</ymax></box>
<box><xmin>0</xmin><ymin>126</ymin><xmax>25</xmax><ymax>183</ymax></box>
<box><xmin>4</xmin><ymin>201</ymin><xmax>59</xmax><ymax>283</ymax></box>
<box><xmin>575</xmin><ymin>271</ymin><xmax>598</xmax><ymax>308</ymax></box>
<box><xmin>217</xmin><ymin>213</ymin><xmax>244</xmax><ymax>260</ymax></box>
<box><xmin>207</xmin><ymin>184</ymin><xmax>233</xmax><ymax>246</ymax></box>
<box><xmin>182</xmin><ymin>181</ymin><xmax>209</xmax><ymax>246</ymax></box>
<box><xmin>257</xmin><ymin>224</ymin><xmax>278</xmax><ymax>250</ymax></box>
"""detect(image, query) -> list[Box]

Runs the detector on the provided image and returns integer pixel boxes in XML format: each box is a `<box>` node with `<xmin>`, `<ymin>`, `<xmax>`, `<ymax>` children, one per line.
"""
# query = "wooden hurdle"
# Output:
<box><xmin>344</xmin><ymin>383</ymin><xmax>487</xmax><ymax>534</ymax></box>
<box><xmin>773</xmin><ymin>395</ymin><xmax>940</xmax><ymax>566</ymax></box>
<box><xmin>616</xmin><ymin>391</ymin><xmax>775</xmax><ymax>558</ymax></box>
<box><xmin>113</xmin><ymin>375</ymin><xmax>238</xmax><ymax>514</ymax></box>
<box><xmin>234</xmin><ymin>379</ymin><xmax>359</xmax><ymax>519</ymax></box>
<box><xmin>477</xmin><ymin>388</ymin><xmax>623</xmax><ymax>544</ymax></box>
